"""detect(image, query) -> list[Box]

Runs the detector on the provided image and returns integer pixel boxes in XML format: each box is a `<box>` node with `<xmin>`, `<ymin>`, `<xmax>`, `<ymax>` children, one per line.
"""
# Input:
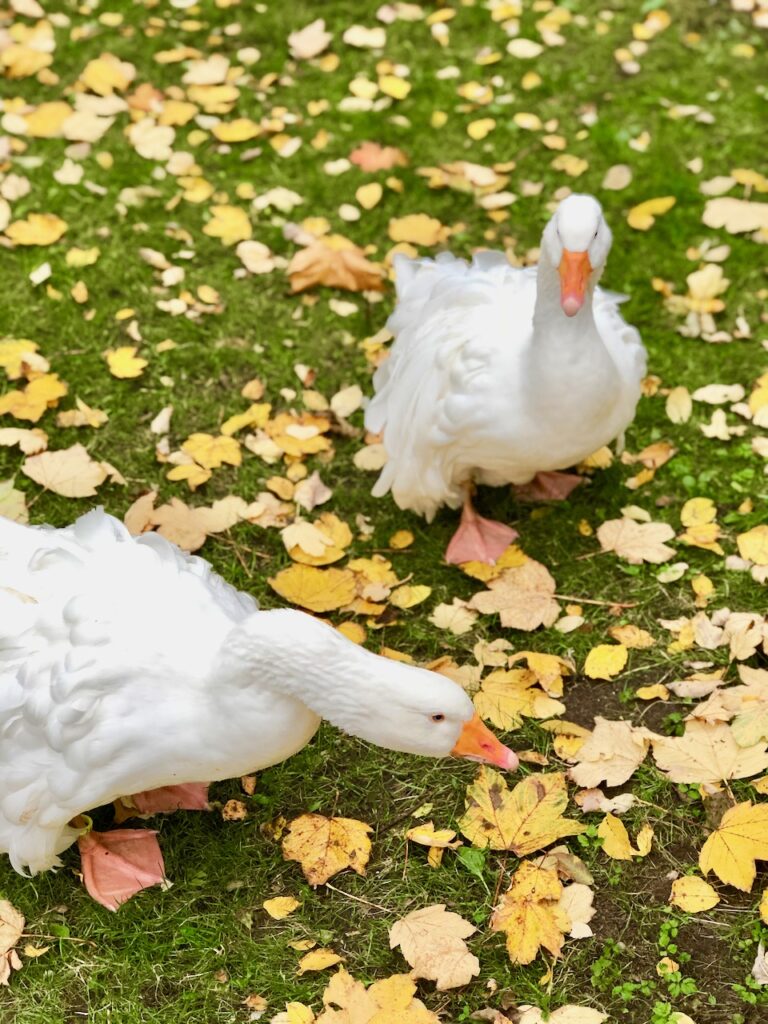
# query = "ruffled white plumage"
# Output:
<box><xmin>0</xmin><ymin>509</ymin><xmax>273</xmax><ymax>875</ymax></box>
<box><xmin>366</xmin><ymin>242</ymin><xmax>646</xmax><ymax>520</ymax></box>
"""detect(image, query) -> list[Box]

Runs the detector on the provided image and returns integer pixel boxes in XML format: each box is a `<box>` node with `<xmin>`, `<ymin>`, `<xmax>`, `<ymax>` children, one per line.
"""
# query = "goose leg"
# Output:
<box><xmin>514</xmin><ymin>471</ymin><xmax>582</xmax><ymax>502</ymax></box>
<box><xmin>77</xmin><ymin>826</ymin><xmax>165</xmax><ymax>911</ymax></box>
<box><xmin>445</xmin><ymin>485</ymin><xmax>518</xmax><ymax>565</ymax></box>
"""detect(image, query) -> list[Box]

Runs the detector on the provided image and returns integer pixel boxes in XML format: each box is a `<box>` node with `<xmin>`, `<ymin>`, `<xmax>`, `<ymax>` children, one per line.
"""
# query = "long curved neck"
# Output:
<box><xmin>220</xmin><ymin>609</ymin><xmax>382</xmax><ymax>730</ymax></box>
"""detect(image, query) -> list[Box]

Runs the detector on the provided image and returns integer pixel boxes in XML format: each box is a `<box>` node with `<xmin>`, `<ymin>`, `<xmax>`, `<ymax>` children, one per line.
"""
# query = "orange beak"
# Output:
<box><xmin>451</xmin><ymin>713</ymin><xmax>519</xmax><ymax>771</ymax></box>
<box><xmin>558</xmin><ymin>249</ymin><xmax>592</xmax><ymax>317</ymax></box>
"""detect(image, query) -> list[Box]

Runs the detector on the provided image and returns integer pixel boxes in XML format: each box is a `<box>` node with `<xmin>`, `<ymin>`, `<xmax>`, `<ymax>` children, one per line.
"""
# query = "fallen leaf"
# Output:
<box><xmin>699</xmin><ymin>802</ymin><xmax>768</xmax><ymax>891</ymax></box>
<box><xmin>468</xmin><ymin>560</ymin><xmax>560</xmax><ymax>631</ymax></box>
<box><xmin>388</xmin><ymin>214</ymin><xmax>447</xmax><ymax>246</ymax></box>
<box><xmin>350</xmin><ymin>141</ymin><xmax>408</xmax><ymax>172</ymax></box>
<box><xmin>459</xmin><ymin>767</ymin><xmax>585</xmax><ymax>853</ymax></box>
<box><xmin>269</xmin><ymin>564</ymin><xmax>357</xmax><ymax>613</ymax></box>
<box><xmin>282</xmin><ymin>814</ymin><xmax>372</xmax><ymax>885</ymax></box>
<box><xmin>597</xmin><ymin>518</ymin><xmax>675</xmax><ymax>564</ymax></box>
<box><xmin>298</xmin><ymin>949</ymin><xmax>343</xmax><ymax>974</ymax></box>
<box><xmin>314</xmin><ymin>968</ymin><xmax>440</xmax><ymax>1023</ymax></box>
<box><xmin>105</xmin><ymin>346</ymin><xmax>147</xmax><ymax>379</ymax></box>
<box><xmin>474</xmin><ymin>668</ymin><xmax>565</xmax><ymax>730</ymax></box>
<box><xmin>288</xmin><ymin>241</ymin><xmax>384</xmax><ymax>293</ymax></box>
<box><xmin>652</xmin><ymin>721</ymin><xmax>768</xmax><ymax>786</ymax></box>
<box><xmin>702</xmin><ymin>197</ymin><xmax>768</xmax><ymax>234</ymax></box>
<box><xmin>263</xmin><ymin>896</ymin><xmax>300</xmax><ymax>919</ymax></box>
<box><xmin>22</xmin><ymin>444</ymin><xmax>110</xmax><ymax>497</ymax></box>
<box><xmin>627</xmin><ymin>196</ymin><xmax>676</xmax><ymax>230</ymax></box>
<box><xmin>428</xmin><ymin>599</ymin><xmax>479</xmax><ymax>635</ymax></box>
<box><xmin>0</xmin><ymin>479</ymin><xmax>28</xmax><ymax>523</ymax></box>
<box><xmin>583</xmin><ymin>644</ymin><xmax>628</xmax><ymax>681</ymax></box>
<box><xmin>568</xmin><ymin>718</ymin><xmax>655</xmax><ymax>788</ymax></box>
<box><xmin>737</xmin><ymin>525</ymin><xmax>768</xmax><ymax>566</ymax></box>
<box><xmin>669</xmin><ymin>876</ymin><xmax>720</xmax><ymax>913</ymax></box>
<box><xmin>289</xmin><ymin>19</ymin><xmax>332</xmax><ymax>60</ymax></box>
<box><xmin>5</xmin><ymin>212</ymin><xmax>67</xmax><ymax>245</ymax></box>
<box><xmin>389</xmin><ymin>904</ymin><xmax>479</xmax><ymax>990</ymax></box>
<box><xmin>490</xmin><ymin>861</ymin><xmax>569</xmax><ymax>964</ymax></box>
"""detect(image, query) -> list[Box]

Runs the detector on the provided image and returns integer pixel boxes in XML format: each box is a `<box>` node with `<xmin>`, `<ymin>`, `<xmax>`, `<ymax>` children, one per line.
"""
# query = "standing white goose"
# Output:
<box><xmin>366</xmin><ymin>194</ymin><xmax>647</xmax><ymax>563</ymax></box>
<box><xmin>0</xmin><ymin>509</ymin><xmax>517</xmax><ymax>909</ymax></box>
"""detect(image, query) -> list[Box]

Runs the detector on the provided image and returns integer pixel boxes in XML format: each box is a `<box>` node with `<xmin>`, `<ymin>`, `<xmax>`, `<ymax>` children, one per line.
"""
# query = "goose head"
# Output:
<box><xmin>541</xmin><ymin>194</ymin><xmax>613</xmax><ymax>317</ymax></box>
<box><xmin>227</xmin><ymin>609</ymin><xmax>519</xmax><ymax>770</ymax></box>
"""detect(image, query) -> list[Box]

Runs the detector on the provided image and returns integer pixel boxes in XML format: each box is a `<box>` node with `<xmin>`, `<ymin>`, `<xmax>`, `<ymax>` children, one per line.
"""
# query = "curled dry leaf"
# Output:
<box><xmin>597</xmin><ymin>517</ymin><xmax>676</xmax><ymax>564</ymax></box>
<box><xmin>568</xmin><ymin>718</ymin><xmax>656</xmax><ymax>788</ymax></box>
<box><xmin>282</xmin><ymin>813</ymin><xmax>372</xmax><ymax>886</ymax></box>
<box><xmin>702</xmin><ymin>197</ymin><xmax>768</xmax><ymax>234</ymax></box>
<box><xmin>652</xmin><ymin>721</ymin><xmax>768</xmax><ymax>786</ymax></box>
<box><xmin>288</xmin><ymin>241</ymin><xmax>385</xmax><ymax>293</ymax></box>
<box><xmin>389</xmin><ymin>904</ymin><xmax>480</xmax><ymax>990</ymax></box>
<box><xmin>468</xmin><ymin>560</ymin><xmax>560</xmax><ymax>631</ymax></box>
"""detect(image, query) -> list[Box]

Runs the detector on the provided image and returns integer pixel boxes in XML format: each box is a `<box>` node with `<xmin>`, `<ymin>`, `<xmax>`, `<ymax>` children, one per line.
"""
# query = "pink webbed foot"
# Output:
<box><xmin>129</xmin><ymin>783</ymin><xmax>210</xmax><ymax>815</ymax></box>
<box><xmin>78</xmin><ymin>829</ymin><xmax>166</xmax><ymax>911</ymax></box>
<box><xmin>445</xmin><ymin>514</ymin><xmax>518</xmax><ymax>565</ymax></box>
<box><xmin>514</xmin><ymin>471</ymin><xmax>583</xmax><ymax>502</ymax></box>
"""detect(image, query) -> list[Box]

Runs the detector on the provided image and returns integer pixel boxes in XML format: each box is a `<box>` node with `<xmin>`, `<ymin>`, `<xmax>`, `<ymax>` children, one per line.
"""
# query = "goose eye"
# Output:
<box><xmin>431</xmin><ymin>713</ymin><xmax>445</xmax><ymax>722</ymax></box>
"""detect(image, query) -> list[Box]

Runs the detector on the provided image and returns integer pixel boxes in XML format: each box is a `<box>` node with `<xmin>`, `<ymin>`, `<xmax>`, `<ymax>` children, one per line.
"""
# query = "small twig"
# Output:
<box><xmin>324</xmin><ymin>883</ymin><xmax>390</xmax><ymax>913</ymax></box>
<box><xmin>491</xmin><ymin>854</ymin><xmax>508</xmax><ymax>908</ymax></box>
<box><xmin>553</xmin><ymin>593</ymin><xmax>638</xmax><ymax>609</ymax></box>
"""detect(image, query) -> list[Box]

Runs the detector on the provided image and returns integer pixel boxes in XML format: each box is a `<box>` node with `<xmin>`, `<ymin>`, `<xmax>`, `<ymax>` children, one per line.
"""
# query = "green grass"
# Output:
<box><xmin>1</xmin><ymin>0</ymin><xmax>767</xmax><ymax>1022</ymax></box>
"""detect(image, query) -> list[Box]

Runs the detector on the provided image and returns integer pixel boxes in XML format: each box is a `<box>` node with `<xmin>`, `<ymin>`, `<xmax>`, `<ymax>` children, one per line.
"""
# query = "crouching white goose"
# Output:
<box><xmin>366</xmin><ymin>194</ymin><xmax>647</xmax><ymax>564</ymax></box>
<box><xmin>0</xmin><ymin>509</ymin><xmax>517</xmax><ymax>909</ymax></box>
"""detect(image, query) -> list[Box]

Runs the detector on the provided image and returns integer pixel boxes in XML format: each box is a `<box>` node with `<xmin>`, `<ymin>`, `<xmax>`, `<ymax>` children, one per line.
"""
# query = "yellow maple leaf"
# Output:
<box><xmin>627</xmin><ymin>196</ymin><xmax>676</xmax><ymax>230</ymax></box>
<box><xmin>182</xmin><ymin>433</ymin><xmax>242</xmax><ymax>469</ymax></box>
<box><xmin>5</xmin><ymin>212</ymin><xmax>68</xmax><ymax>246</ymax></box>
<box><xmin>699</xmin><ymin>802</ymin><xmax>768</xmax><ymax>891</ymax></box>
<box><xmin>389</xmin><ymin>904</ymin><xmax>479</xmax><ymax>990</ymax></box>
<box><xmin>737</xmin><ymin>525</ymin><xmax>768</xmax><ymax>566</ymax></box>
<box><xmin>269</xmin><ymin>564</ymin><xmax>357</xmax><ymax>613</ymax></box>
<box><xmin>203</xmin><ymin>204</ymin><xmax>252</xmax><ymax>245</ymax></box>
<box><xmin>458</xmin><ymin>767</ymin><xmax>585</xmax><ymax>853</ymax></box>
<box><xmin>287</xmin><ymin>241</ymin><xmax>385</xmax><ymax>293</ymax></box>
<box><xmin>669</xmin><ymin>876</ymin><xmax>720</xmax><ymax>913</ymax></box>
<box><xmin>55</xmin><ymin>396</ymin><xmax>108</xmax><ymax>429</ymax></box>
<box><xmin>389</xmin><ymin>529</ymin><xmax>414</xmax><ymax>550</ymax></box>
<box><xmin>105</xmin><ymin>346</ymin><xmax>147</xmax><ymax>379</ymax></box>
<box><xmin>473</xmin><ymin>668</ymin><xmax>565</xmax><ymax>730</ymax></box>
<box><xmin>583</xmin><ymin>644</ymin><xmax>628</xmax><ymax>680</ymax></box>
<box><xmin>262</xmin><ymin>896</ymin><xmax>300</xmax><ymax>919</ymax></box>
<box><xmin>491</xmin><ymin>861</ymin><xmax>569</xmax><ymax>964</ymax></box>
<box><xmin>282</xmin><ymin>814</ymin><xmax>372</xmax><ymax>886</ymax></box>
<box><xmin>21</xmin><ymin>101</ymin><xmax>73</xmax><ymax>138</ymax></box>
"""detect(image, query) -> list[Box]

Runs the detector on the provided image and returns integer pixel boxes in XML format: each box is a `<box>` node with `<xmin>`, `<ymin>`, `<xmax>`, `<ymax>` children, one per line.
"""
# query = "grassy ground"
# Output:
<box><xmin>1</xmin><ymin>1</ymin><xmax>767</xmax><ymax>1022</ymax></box>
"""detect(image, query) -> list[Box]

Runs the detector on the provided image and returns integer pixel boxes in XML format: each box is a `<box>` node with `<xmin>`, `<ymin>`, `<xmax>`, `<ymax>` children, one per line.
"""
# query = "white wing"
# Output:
<box><xmin>365</xmin><ymin>252</ymin><xmax>537</xmax><ymax>518</ymax></box>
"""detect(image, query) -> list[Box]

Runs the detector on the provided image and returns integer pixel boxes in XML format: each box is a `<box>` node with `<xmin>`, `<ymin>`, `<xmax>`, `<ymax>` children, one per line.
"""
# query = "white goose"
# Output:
<box><xmin>0</xmin><ymin>509</ymin><xmax>517</xmax><ymax>909</ymax></box>
<box><xmin>366</xmin><ymin>194</ymin><xmax>647</xmax><ymax>563</ymax></box>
